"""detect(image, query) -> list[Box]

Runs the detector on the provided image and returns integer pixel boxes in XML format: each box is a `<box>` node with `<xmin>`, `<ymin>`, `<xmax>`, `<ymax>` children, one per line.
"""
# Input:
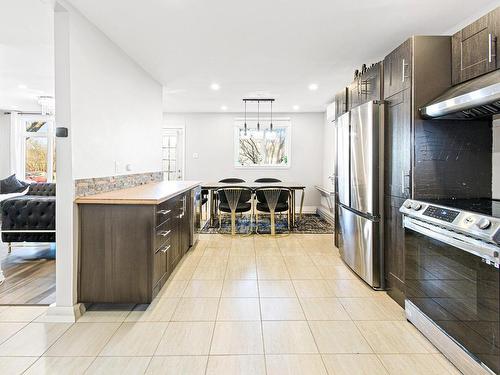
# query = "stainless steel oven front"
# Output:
<box><xmin>404</xmin><ymin>216</ymin><xmax>499</xmax><ymax>374</ymax></box>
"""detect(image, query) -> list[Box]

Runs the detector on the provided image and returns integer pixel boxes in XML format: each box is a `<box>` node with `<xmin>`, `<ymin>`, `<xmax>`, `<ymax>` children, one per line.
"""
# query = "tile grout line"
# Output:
<box><xmin>202</xmin><ymin>244</ymin><xmax>228</xmax><ymax>375</ymax></box>
<box><xmin>256</xmin><ymin>255</ymin><xmax>268</xmax><ymax>375</ymax></box>
<box><xmin>288</xmin><ymin>248</ymin><xmax>330</xmax><ymax>374</ymax></box>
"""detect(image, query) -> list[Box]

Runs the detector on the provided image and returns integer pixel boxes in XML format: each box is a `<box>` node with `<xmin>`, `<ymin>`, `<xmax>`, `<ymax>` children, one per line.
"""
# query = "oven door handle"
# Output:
<box><xmin>404</xmin><ymin>217</ymin><xmax>500</xmax><ymax>268</ymax></box>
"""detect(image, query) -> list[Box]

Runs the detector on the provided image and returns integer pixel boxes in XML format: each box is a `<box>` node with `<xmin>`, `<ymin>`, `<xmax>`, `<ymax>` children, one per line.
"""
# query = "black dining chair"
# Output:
<box><xmin>254</xmin><ymin>178</ymin><xmax>282</xmax><ymax>183</ymax></box>
<box><xmin>255</xmin><ymin>187</ymin><xmax>291</xmax><ymax>235</ymax></box>
<box><xmin>216</xmin><ymin>186</ymin><xmax>253</xmax><ymax>235</ymax></box>
<box><xmin>219</xmin><ymin>178</ymin><xmax>246</xmax><ymax>183</ymax></box>
<box><xmin>214</xmin><ymin>179</ymin><xmax>246</xmax><ymax>215</ymax></box>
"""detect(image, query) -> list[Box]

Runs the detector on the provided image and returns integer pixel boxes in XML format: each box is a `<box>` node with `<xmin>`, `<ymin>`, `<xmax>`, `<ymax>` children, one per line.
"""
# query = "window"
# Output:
<box><xmin>234</xmin><ymin>119</ymin><xmax>291</xmax><ymax>168</ymax></box>
<box><xmin>21</xmin><ymin>116</ymin><xmax>56</xmax><ymax>182</ymax></box>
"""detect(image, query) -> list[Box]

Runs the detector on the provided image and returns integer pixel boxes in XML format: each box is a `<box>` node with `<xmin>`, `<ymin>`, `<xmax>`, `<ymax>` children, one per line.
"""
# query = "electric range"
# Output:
<box><xmin>400</xmin><ymin>198</ymin><xmax>499</xmax><ymax>375</ymax></box>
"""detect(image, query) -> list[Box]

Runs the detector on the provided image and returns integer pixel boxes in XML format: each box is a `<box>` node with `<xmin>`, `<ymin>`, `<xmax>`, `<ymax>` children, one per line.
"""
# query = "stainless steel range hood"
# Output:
<box><xmin>420</xmin><ymin>70</ymin><xmax>500</xmax><ymax>119</ymax></box>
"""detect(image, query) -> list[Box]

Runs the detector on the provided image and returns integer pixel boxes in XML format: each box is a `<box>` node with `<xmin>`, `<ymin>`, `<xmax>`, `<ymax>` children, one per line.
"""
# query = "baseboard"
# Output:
<box><xmin>316</xmin><ymin>206</ymin><xmax>334</xmax><ymax>225</ymax></box>
<box><xmin>299</xmin><ymin>206</ymin><xmax>318</xmax><ymax>214</ymax></box>
<box><xmin>35</xmin><ymin>303</ymin><xmax>86</xmax><ymax>323</ymax></box>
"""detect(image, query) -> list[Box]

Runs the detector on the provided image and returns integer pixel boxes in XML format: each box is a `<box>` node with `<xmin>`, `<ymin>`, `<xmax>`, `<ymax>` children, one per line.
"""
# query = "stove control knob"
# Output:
<box><xmin>411</xmin><ymin>202</ymin><xmax>422</xmax><ymax>211</ymax></box>
<box><xmin>404</xmin><ymin>201</ymin><xmax>413</xmax><ymax>209</ymax></box>
<box><xmin>477</xmin><ymin>218</ymin><xmax>491</xmax><ymax>230</ymax></box>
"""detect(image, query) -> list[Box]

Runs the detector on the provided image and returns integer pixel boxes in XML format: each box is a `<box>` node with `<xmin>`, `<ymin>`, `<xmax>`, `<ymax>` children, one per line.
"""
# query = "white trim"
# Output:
<box><xmin>234</xmin><ymin>118</ymin><xmax>292</xmax><ymax>169</ymax></box>
<box><xmin>317</xmin><ymin>206</ymin><xmax>335</xmax><ymax>225</ymax></box>
<box><xmin>300</xmin><ymin>205</ymin><xmax>319</xmax><ymax>214</ymax></box>
<box><xmin>36</xmin><ymin>303</ymin><xmax>85</xmax><ymax>323</ymax></box>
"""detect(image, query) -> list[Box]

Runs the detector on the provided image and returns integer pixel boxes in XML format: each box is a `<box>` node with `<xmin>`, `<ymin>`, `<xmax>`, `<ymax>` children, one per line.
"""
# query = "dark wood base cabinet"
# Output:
<box><xmin>78</xmin><ymin>191</ymin><xmax>192</xmax><ymax>304</ymax></box>
<box><xmin>384</xmin><ymin>195</ymin><xmax>406</xmax><ymax>307</ymax></box>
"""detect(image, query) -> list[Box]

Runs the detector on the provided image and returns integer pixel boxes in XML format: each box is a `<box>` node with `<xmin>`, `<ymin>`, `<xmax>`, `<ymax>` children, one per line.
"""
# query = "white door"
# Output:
<box><xmin>162</xmin><ymin>128</ymin><xmax>184</xmax><ymax>181</ymax></box>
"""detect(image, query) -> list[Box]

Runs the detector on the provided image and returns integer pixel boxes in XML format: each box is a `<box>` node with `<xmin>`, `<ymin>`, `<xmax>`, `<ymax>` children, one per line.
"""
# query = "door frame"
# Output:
<box><xmin>162</xmin><ymin>122</ymin><xmax>186</xmax><ymax>180</ymax></box>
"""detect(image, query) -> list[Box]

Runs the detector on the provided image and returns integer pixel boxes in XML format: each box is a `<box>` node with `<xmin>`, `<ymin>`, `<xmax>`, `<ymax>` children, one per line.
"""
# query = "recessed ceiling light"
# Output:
<box><xmin>308</xmin><ymin>83</ymin><xmax>319</xmax><ymax>91</ymax></box>
<box><xmin>210</xmin><ymin>83</ymin><xmax>220</xmax><ymax>91</ymax></box>
<box><xmin>221</xmin><ymin>105</ymin><xmax>228</xmax><ymax>111</ymax></box>
<box><xmin>18</xmin><ymin>84</ymin><xmax>27</xmax><ymax>89</ymax></box>
<box><xmin>293</xmin><ymin>105</ymin><xmax>300</xmax><ymax>111</ymax></box>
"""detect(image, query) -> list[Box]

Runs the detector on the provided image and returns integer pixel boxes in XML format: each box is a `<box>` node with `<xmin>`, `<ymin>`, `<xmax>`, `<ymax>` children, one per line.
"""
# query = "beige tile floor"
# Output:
<box><xmin>0</xmin><ymin>234</ymin><xmax>461</xmax><ymax>374</ymax></box>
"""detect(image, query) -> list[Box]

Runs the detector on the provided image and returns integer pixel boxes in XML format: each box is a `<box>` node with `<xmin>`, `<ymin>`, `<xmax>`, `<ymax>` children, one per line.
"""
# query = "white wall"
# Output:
<box><xmin>69</xmin><ymin>8</ymin><xmax>162</xmax><ymax>179</ymax></box>
<box><xmin>0</xmin><ymin>113</ymin><xmax>11</xmax><ymax>179</ymax></box>
<box><xmin>51</xmin><ymin>1</ymin><xmax>163</xmax><ymax>321</ymax></box>
<box><xmin>493</xmin><ymin>118</ymin><xmax>500</xmax><ymax>200</ymax></box>
<box><xmin>318</xmin><ymin>112</ymin><xmax>336</xmax><ymax>220</ymax></box>
<box><xmin>164</xmin><ymin>112</ymin><xmax>324</xmax><ymax>209</ymax></box>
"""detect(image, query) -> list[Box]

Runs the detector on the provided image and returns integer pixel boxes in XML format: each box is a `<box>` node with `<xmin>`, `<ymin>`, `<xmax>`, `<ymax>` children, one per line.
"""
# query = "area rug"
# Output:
<box><xmin>199</xmin><ymin>213</ymin><xmax>333</xmax><ymax>234</ymax></box>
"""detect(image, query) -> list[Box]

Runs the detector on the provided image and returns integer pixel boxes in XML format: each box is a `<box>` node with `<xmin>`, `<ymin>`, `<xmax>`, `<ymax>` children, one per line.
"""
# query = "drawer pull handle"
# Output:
<box><xmin>157</xmin><ymin>209</ymin><xmax>171</xmax><ymax>215</ymax></box>
<box><xmin>160</xmin><ymin>230</ymin><xmax>171</xmax><ymax>237</ymax></box>
<box><xmin>488</xmin><ymin>33</ymin><xmax>494</xmax><ymax>63</ymax></box>
<box><xmin>161</xmin><ymin>244</ymin><xmax>171</xmax><ymax>254</ymax></box>
<box><xmin>401</xmin><ymin>58</ymin><xmax>409</xmax><ymax>82</ymax></box>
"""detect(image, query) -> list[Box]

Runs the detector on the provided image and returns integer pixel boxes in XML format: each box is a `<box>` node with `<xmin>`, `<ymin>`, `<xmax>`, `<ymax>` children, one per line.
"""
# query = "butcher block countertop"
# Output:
<box><xmin>75</xmin><ymin>181</ymin><xmax>201</xmax><ymax>205</ymax></box>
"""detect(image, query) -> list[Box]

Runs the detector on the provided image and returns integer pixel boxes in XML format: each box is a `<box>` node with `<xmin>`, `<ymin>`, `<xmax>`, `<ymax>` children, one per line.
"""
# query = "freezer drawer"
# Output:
<box><xmin>350</xmin><ymin>101</ymin><xmax>382</xmax><ymax>216</ymax></box>
<box><xmin>336</xmin><ymin>112</ymin><xmax>350</xmax><ymax>206</ymax></box>
<box><xmin>337</xmin><ymin>205</ymin><xmax>382</xmax><ymax>288</ymax></box>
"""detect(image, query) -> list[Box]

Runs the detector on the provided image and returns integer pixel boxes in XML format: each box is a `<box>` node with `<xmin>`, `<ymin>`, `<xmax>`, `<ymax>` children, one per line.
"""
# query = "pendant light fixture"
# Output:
<box><xmin>242</xmin><ymin>98</ymin><xmax>275</xmax><ymax>133</ymax></box>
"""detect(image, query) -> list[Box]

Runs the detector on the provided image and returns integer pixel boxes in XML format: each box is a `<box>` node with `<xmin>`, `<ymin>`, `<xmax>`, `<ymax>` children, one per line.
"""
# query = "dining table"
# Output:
<box><xmin>201</xmin><ymin>181</ymin><xmax>306</xmax><ymax>227</ymax></box>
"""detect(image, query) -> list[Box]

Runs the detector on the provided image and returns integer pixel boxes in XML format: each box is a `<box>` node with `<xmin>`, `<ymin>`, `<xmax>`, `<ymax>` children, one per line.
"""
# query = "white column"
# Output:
<box><xmin>42</xmin><ymin>2</ymin><xmax>83</xmax><ymax>322</ymax></box>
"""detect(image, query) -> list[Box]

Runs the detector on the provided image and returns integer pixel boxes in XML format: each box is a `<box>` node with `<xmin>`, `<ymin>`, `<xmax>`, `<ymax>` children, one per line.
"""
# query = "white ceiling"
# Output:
<box><xmin>2</xmin><ymin>0</ymin><xmax>500</xmax><ymax>113</ymax></box>
<box><xmin>0</xmin><ymin>0</ymin><xmax>54</xmax><ymax>112</ymax></box>
<box><xmin>65</xmin><ymin>0</ymin><xmax>500</xmax><ymax>113</ymax></box>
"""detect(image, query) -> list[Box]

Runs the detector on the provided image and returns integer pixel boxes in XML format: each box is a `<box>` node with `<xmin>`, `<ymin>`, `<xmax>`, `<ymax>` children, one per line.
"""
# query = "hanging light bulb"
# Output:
<box><xmin>244</xmin><ymin>100</ymin><xmax>247</xmax><ymax>136</ymax></box>
<box><xmin>257</xmin><ymin>100</ymin><xmax>260</xmax><ymax>131</ymax></box>
<box><xmin>270</xmin><ymin>100</ymin><xmax>273</xmax><ymax>131</ymax></box>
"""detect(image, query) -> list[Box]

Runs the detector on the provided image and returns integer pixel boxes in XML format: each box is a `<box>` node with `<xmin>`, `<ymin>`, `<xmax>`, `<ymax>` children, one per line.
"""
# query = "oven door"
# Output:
<box><xmin>404</xmin><ymin>217</ymin><xmax>499</xmax><ymax>374</ymax></box>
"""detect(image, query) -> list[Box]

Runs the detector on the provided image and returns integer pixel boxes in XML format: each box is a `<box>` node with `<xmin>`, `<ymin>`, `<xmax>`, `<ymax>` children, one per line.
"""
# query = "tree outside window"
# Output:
<box><xmin>235</xmin><ymin>119</ymin><xmax>291</xmax><ymax>168</ymax></box>
<box><xmin>21</xmin><ymin>117</ymin><xmax>56</xmax><ymax>182</ymax></box>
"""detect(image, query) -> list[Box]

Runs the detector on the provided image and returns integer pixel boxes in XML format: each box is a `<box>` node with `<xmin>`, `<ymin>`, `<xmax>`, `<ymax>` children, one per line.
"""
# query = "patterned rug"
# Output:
<box><xmin>199</xmin><ymin>213</ymin><xmax>333</xmax><ymax>235</ymax></box>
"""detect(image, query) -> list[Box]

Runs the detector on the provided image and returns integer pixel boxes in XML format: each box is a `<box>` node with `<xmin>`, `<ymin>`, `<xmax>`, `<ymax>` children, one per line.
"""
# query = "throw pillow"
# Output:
<box><xmin>0</xmin><ymin>174</ymin><xmax>29</xmax><ymax>194</ymax></box>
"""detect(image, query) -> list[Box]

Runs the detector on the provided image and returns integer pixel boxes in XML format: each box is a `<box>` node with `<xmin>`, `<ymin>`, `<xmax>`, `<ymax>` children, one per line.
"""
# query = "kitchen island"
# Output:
<box><xmin>76</xmin><ymin>181</ymin><xmax>201</xmax><ymax>304</ymax></box>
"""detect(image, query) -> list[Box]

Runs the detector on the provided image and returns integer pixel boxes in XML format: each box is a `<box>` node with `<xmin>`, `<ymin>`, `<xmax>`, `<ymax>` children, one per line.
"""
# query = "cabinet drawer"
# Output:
<box><xmin>156</xmin><ymin>202</ymin><xmax>173</xmax><ymax>227</ymax></box>
<box><xmin>155</xmin><ymin>222</ymin><xmax>173</xmax><ymax>251</ymax></box>
<box><xmin>153</xmin><ymin>242</ymin><xmax>169</xmax><ymax>286</ymax></box>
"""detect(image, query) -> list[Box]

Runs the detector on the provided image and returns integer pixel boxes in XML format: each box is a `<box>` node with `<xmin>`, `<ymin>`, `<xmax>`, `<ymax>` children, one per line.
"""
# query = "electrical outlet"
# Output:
<box><xmin>193</xmin><ymin>153</ymin><xmax>199</xmax><ymax>159</ymax></box>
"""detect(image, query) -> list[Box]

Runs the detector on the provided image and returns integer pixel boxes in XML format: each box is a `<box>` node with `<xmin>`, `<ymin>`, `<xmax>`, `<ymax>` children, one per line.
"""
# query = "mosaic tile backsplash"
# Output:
<box><xmin>75</xmin><ymin>172</ymin><xmax>163</xmax><ymax>197</ymax></box>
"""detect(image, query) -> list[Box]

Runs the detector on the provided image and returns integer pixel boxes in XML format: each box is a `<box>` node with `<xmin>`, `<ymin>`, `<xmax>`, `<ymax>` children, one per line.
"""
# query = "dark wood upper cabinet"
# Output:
<box><xmin>383</xmin><ymin>38</ymin><xmax>412</xmax><ymax>98</ymax></box>
<box><xmin>452</xmin><ymin>7</ymin><xmax>499</xmax><ymax>85</ymax></box>
<box><xmin>347</xmin><ymin>62</ymin><xmax>382</xmax><ymax>110</ymax></box>
<box><xmin>334</xmin><ymin>88</ymin><xmax>348</xmax><ymax>119</ymax></box>
<box><xmin>359</xmin><ymin>63</ymin><xmax>382</xmax><ymax>103</ymax></box>
<box><xmin>348</xmin><ymin>79</ymin><xmax>361</xmax><ymax>110</ymax></box>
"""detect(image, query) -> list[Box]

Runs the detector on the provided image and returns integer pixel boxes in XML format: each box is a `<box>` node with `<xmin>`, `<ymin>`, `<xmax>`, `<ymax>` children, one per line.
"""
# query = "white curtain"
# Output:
<box><xmin>9</xmin><ymin>112</ymin><xmax>24</xmax><ymax>179</ymax></box>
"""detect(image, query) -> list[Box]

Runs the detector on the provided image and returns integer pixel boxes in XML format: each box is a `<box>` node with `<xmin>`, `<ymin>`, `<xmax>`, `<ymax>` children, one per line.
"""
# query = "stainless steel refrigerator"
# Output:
<box><xmin>336</xmin><ymin>101</ymin><xmax>384</xmax><ymax>289</ymax></box>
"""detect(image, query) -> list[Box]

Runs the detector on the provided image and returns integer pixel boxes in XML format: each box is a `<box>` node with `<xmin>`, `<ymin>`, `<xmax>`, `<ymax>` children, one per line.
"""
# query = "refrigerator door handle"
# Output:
<box><xmin>401</xmin><ymin>170</ymin><xmax>405</xmax><ymax>195</ymax></box>
<box><xmin>401</xmin><ymin>171</ymin><xmax>410</xmax><ymax>196</ymax></box>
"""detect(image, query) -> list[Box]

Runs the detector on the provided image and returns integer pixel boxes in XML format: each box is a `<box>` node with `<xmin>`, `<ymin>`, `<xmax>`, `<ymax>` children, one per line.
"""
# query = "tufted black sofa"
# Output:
<box><xmin>1</xmin><ymin>183</ymin><xmax>56</xmax><ymax>244</ymax></box>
